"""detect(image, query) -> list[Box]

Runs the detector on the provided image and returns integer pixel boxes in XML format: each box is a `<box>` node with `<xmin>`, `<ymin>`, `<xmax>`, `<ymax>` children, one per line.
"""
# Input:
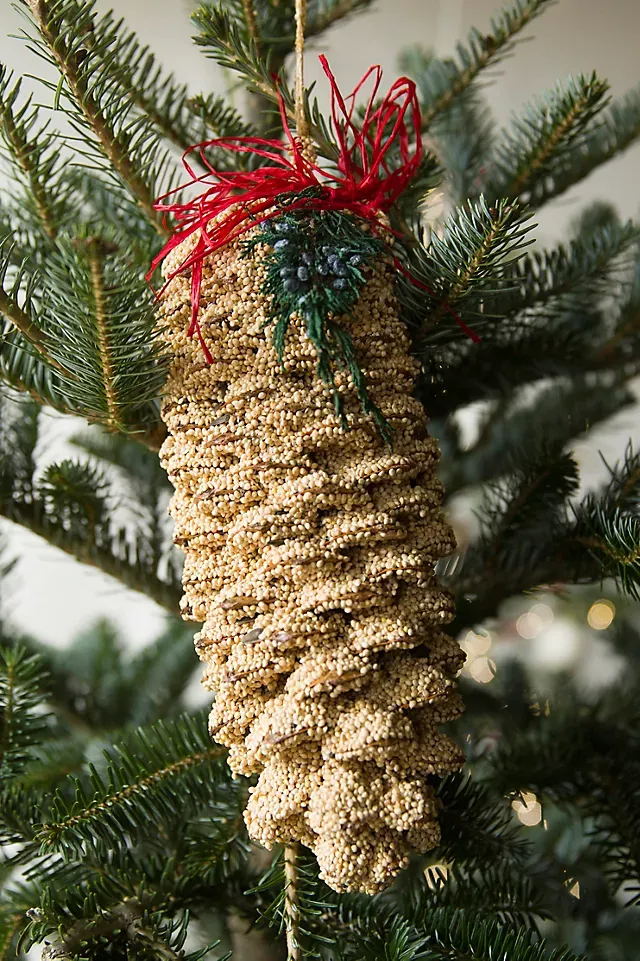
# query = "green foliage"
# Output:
<box><xmin>0</xmin><ymin>0</ymin><xmax>640</xmax><ymax>958</ymax></box>
<box><xmin>0</xmin><ymin>67</ymin><xmax>73</xmax><ymax>241</ymax></box>
<box><xmin>18</xmin><ymin>0</ymin><xmax>174</xmax><ymax>236</ymax></box>
<box><xmin>435</xmin><ymin>775</ymin><xmax>531</xmax><ymax>869</ymax></box>
<box><xmin>36</xmin><ymin>711</ymin><xmax>226</xmax><ymax>858</ymax></box>
<box><xmin>481</xmin><ymin>74</ymin><xmax>610</xmax><ymax>204</ymax></box>
<box><xmin>401</xmin><ymin>0</ymin><xmax>556</xmax><ymax>130</ymax></box>
<box><xmin>514</xmin><ymin>84</ymin><xmax>640</xmax><ymax>208</ymax></box>
<box><xmin>0</xmin><ymin>647</ymin><xmax>49</xmax><ymax>783</ymax></box>
<box><xmin>441</xmin><ymin>378</ymin><xmax>634</xmax><ymax>495</ymax></box>
<box><xmin>0</xmin><ymin>400</ymin><xmax>181</xmax><ymax>611</ymax></box>
<box><xmin>41</xmin><ymin>236</ymin><xmax>166</xmax><ymax>434</ymax></box>
<box><xmin>0</xmin><ymin>656</ymin><xmax>246</xmax><ymax>961</ymax></box>
<box><xmin>193</xmin><ymin>3</ymin><xmax>340</xmax><ymax>154</ymax></box>
<box><xmin>399</xmin><ymin>197</ymin><xmax>533</xmax><ymax>343</ymax></box>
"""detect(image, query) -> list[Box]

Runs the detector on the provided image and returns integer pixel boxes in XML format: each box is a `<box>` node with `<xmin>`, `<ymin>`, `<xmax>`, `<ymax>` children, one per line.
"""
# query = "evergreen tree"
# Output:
<box><xmin>0</xmin><ymin>0</ymin><xmax>640</xmax><ymax>958</ymax></box>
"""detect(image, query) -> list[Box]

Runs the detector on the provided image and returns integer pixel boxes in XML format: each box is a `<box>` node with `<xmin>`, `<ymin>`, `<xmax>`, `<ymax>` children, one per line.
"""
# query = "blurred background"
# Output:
<box><xmin>0</xmin><ymin>0</ymin><xmax>639</xmax><ymax>705</ymax></box>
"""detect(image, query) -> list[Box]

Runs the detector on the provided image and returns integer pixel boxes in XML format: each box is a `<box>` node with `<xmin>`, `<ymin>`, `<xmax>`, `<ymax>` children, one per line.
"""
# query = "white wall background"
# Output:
<box><xmin>0</xmin><ymin>0</ymin><xmax>639</xmax><ymax>648</ymax></box>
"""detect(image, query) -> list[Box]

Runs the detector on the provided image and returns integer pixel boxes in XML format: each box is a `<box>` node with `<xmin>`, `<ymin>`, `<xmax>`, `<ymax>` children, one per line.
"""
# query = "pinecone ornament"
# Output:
<box><xmin>158</xmin><ymin>210</ymin><xmax>465</xmax><ymax>894</ymax></box>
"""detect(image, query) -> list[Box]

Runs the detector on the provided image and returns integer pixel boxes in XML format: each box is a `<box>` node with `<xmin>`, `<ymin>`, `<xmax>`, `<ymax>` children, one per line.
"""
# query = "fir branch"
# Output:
<box><xmin>599</xmin><ymin>441</ymin><xmax>640</xmax><ymax>514</ymax></box>
<box><xmin>27</xmin><ymin>897</ymin><xmax>217</xmax><ymax>961</ymax></box>
<box><xmin>0</xmin><ymin>499</ymin><xmax>180</xmax><ymax>614</ymax></box>
<box><xmin>436</xmin><ymin>775</ymin><xmax>531</xmax><ymax>869</ymax></box>
<box><xmin>40</xmin><ymin>236</ymin><xmax>165</xmax><ymax>435</ymax></box>
<box><xmin>453</xmin><ymin>438</ymin><xmax>640</xmax><ymax>627</ymax></box>
<box><xmin>333</xmin><ymin>899</ymin><xmax>582</xmax><ymax>961</ymax></box>
<box><xmin>571</xmin><ymin>505</ymin><xmax>640</xmax><ymax>601</ymax></box>
<box><xmin>482</xmin><ymin>73</ymin><xmax>610</xmax><ymax>203</ymax></box>
<box><xmin>0</xmin><ymin>69</ymin><xmax>60</xmax><ymax>241</ymax></box>
<box><xmin>488</xmin><ymin>220</ymin><xmax>639</xmax><ymax>318</ymax></box>
<box><xmin>192</xmin><ymin>5</ymin><xmax>338</xmax><ymax>157</ymax></box>
<box><xmin>442</xmin><ymin>379</ymin><xmax>634</xmax><ymax>496</ymax></box>
<box><xmin>192</xmin><ymin>5</ymin><xmax>280</xmax><ymax>103</ymax></box>
<box><xmin>521</xmin><ymin>84</ymin><xmax>640</xmax><ymax>208</ymax></box>
<box><xmin>75</xmin><ymin>11</ymin><xmax>251</xmax><ymax>159</ymax></box>
<box><xmin>187</xmin><ymin>93</ymin><xmax>254</xmax><ymax>141</ymax></box>
<box><xmin>404</xmin><ymin>0</ymin><xmax>556</xmax><ymax>130</ymax></box>
<box><xmin>400</xmin><ymin>198</ymin><xmax>532</xmax><ymax>340</ymax></box>
<box><xmin>451</xmin><ymin>447</ymin><xmax>581</xmax><ymax>629</ymax></box>
<box><xmin>306</xmin><ymin>0</ymin><xmax>373</xmax><ymax>37</ymax></box>
<box><xmin>0</xmin><ymin>240</ymin><xmax>69</xmax><ymax>375</ymax></box>
<box><xmin>35</xmin><ymin>713</ymin><xmax>226</xmax><ymax>858</ymax></box>
<box><xmin>408</xmin><ymin>865</ymin><xmax>549</xmax><ymax>934</ymax></box>
<box><xmin>0</xmin><ymin>324</ymin><xmax>76</xmax><ymax>416</ymax></box>
<box><xmin>22</xmin><ymin>0</ymin><xmax>168</xmax><ymax>237</ymax></box>
<box><xmin>86</xmin><ymin>240</ymin><xmax>122</xmax><ymax>432</ymax></box>
<box><xmin>0</xmin><ymin>287</ymin><xmax>61</xmax><ymax>372</ymax></box>
<box><xmin>0</xmin><ymin>647</ymin><xmax>49</xmax><ymax>783</ymax></box>
<box><xmin>0</xmin><ymin>399</ymin><xmax>178</xmax><ymax>612</ymax></box>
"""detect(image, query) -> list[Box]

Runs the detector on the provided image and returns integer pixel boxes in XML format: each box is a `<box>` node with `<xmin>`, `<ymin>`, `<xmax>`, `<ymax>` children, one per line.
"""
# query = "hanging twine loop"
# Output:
<box><xmin>294</xmin><ymin>0</ymin><xmax>317</xmax><ymax>164</ymax></box>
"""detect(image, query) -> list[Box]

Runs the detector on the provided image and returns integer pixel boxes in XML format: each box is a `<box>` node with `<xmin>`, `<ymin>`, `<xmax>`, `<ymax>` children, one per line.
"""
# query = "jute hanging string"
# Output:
<box><xmin>294</xmin><ymin>0</ymin><xmax>313</xmax><ymax>155</ymax></box>
<box><xmin>151</xmin><ymin>36</ymin><xmax>466</xmax><ymax>893</ymax></box>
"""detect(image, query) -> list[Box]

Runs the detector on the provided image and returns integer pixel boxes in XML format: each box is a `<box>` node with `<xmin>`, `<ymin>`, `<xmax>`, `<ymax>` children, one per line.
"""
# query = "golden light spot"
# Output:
<box><xmin>461</xmin><ymin>630</ymin><xmax>492</xmax><ymax>657</ymax></box>
<box><xmin>516</xmin><ymin>611</ymin><xmax>544</xmax><ymax>639</ymax></box>
<box><xmin>469</xmin><ymin>656</ymin><xmax>496</xmax><ymax>684</ymax></box>
<box><xmin>529</xmin><ymin>603</ymin><xmax>554</xmax><ymax>627</ymax></box>
<box><xmin>512</xmin><ymin>792</ymin><xmax>542</xmax><ymax>826</ymax></box>
<box><xmin>568</xmin><ymin>880</ymin><xmax>580</xmax><ymax>899</ymax></box>
<box><xmin>587</xmin><ymin>599</ymin><xmax>615</xmax><ymax>630</ymax></box>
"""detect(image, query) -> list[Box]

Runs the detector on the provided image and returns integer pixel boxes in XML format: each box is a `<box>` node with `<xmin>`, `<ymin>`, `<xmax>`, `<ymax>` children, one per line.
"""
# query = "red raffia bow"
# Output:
<box><xmin>148</xmin><ymin>56</ymin><xmax>478</xmax><ymax>360</ymax></box>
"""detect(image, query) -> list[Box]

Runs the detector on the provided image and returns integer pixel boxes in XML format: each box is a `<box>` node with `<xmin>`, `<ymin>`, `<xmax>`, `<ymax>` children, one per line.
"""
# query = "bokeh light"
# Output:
<box><xmin>587</xmin><ymin>599</ymin><xmax>615</xmax><ymax>630</ymax></box>
<box><xmin>529</xmin><ymin>603</ymin><xmax>555</xmax><ymax>627</ymax></box>
<box><xmin>512</xmin><ymin>792</ymin><xmax>542</xmax><ymax>826</ymax></box>
<box><xmin>469</xmin><ymin>657</ymin><xmax>496</xmax><ymax>683</ymax></box>
<box><xmin>516</xmin><ymin>611</ymin><xmax>544</xmax><ymax>638</ymax></box>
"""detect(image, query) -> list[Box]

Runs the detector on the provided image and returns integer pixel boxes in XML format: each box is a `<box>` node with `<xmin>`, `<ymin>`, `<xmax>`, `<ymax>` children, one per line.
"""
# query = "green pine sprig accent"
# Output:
<box><xmin>245</xmin><ymin>207</ymin><xmax>391</xmax><ymax>442</ymax></box>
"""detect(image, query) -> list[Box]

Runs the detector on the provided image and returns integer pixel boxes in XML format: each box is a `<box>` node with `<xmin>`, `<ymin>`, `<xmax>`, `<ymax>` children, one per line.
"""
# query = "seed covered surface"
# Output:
<box><xmin>159</xmin><ymin>222</ymin><xmax>464</xmax><ymax>894</ymax></box>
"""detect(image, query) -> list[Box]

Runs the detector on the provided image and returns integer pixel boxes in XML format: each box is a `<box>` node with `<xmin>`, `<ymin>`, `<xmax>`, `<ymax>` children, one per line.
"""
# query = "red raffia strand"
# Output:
<box><xmin>148</xmin><ymin>55</ymin><xmax>479</xmax><ymax>361</ymax></box>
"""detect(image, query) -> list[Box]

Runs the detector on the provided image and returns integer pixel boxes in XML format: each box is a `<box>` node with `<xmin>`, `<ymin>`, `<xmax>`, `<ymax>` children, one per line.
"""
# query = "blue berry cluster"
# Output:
<box><xmin>270</xmin><ymin>220</ymin><xmax>364</xmax><ymax>298</ymax></box>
